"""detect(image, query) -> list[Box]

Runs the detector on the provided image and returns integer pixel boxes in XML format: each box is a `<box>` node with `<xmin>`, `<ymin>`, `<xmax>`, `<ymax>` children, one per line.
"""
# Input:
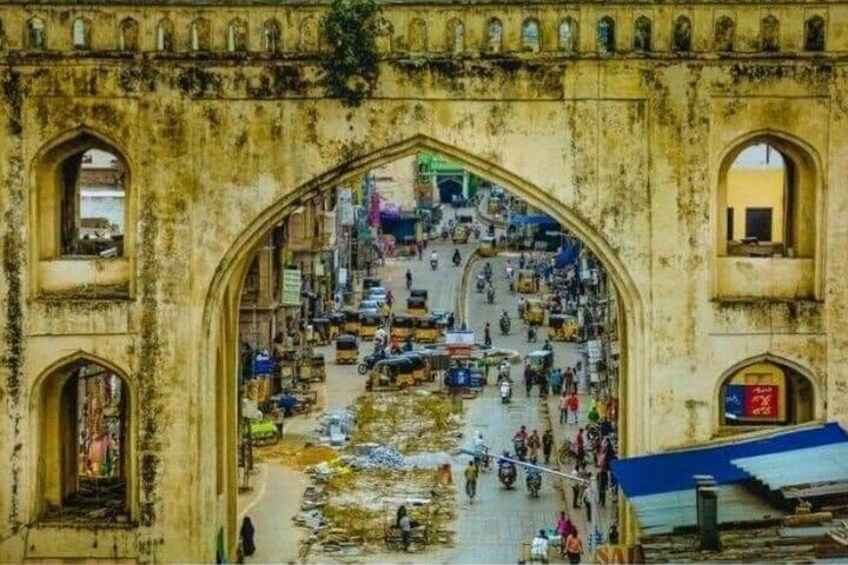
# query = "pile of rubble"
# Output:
<box><xmin>316</xmin><ymin>409</ymin><xmax>356</xmax><ymax>447</ymax></box>
<box><xmin>344</xmin><ymin>444</ymin><xmax>411</xmax><ymax>471</ymax></box>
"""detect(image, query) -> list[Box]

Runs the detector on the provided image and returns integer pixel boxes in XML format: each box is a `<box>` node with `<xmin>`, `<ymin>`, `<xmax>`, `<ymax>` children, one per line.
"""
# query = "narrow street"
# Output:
<box><xmin>239</xmin><ymin>207</ymin><xmax>609</xmax><ymax>564</ymax></box>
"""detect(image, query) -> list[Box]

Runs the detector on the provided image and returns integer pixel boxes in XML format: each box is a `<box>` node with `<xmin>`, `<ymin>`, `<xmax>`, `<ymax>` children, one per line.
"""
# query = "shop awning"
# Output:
<box><xmin>508</xmin><ymin>214</ymin><xmax>558</xmax><ymax>227</ymax></box>
<box><xmin>611</xmin><ymin>423</ymin><xmax>848</xmax><ymax>534</ymax></box>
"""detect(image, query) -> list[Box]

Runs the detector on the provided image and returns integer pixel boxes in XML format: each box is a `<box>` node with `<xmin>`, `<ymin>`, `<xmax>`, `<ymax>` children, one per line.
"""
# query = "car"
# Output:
<box><xmin>358</xmin><ymin>300</ymin><xmax>381</xmax><ymax>315</ymax></box>
<box><xmin>367</xmin><ymin>286</ymin><xmax>388</xmax><ymax>301</ymax></box>
<box><xmin>430</xmin><ymin>308</ymin><xmax>450</xmax><ymax>325</ymax></box>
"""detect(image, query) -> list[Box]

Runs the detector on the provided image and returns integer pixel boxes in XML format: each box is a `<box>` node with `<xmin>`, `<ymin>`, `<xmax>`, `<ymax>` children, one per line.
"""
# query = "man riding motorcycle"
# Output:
<box><xmin>500</xmin><ymin>378</ymin><xmax>512</xmax><ymax>404</ymax></box>
<box><xmin>526</xmin><ymin>458</ymin><xmax>542</xmax><ymax>497</ymax></box>
<box><xmin>452</xmin><ymin>248</ymin><xmax>461</xmax><ymax>266</ymax></box>
<box><xmin>405</xmin><ymin>268</ymin><xmax>412</xmax><ymax>290</ymax></box>
<box><xmin>498</xmin><ymin>451</ymin><xmax>517</xmax><ymax>489</ymax></box>
<box><xmin>486</xmin><ymin>283</ymin><xmax>495</xmax><ymax>304</ymax></box>
<box><xmin>513</xmin><ymin>426</ymin><xmax>529</xmax><ymax>461</ymax></box>
<box><xmin>430</xmin><ymin>250</ymin><xmax>438</xmax><ymax>270</ymax></box>
<box><xmin>499</xmin><ymin>310</ymin><xmax>510</xmax><ymax>334</ymax></box>
<box><xmin>473</xmin><ymin>432</ymin><xmax>489</xmax><ymax>472</ymax></box>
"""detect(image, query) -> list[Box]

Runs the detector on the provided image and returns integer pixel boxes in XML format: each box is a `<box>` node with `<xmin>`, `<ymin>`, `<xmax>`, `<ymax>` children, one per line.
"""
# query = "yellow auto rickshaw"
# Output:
<box><xmin>517</xmin><ymin>269</ymin><xmax>538</xmax><ymax>294</ymax></box>
<box><xmin>329</xmin><ymin>312</ymin><xmax>346</xmax><ymax>341</ymax></box>
<box><xmin>359</xmin><ymin>313</ymin><xmax>382</xmax><ymax>341</ymax></box>
<box><xmin>409</xmin><ymin>289</ymin><xmax>429</xmax><ymax>310</ymax></box>
<box><xmin>523</xmin><ymin>298</ymin><xmax>545</xmax><ymax>325</ymax></box>
<box><xmin>391</xmin><ymin>313</ymin><xmax>416</xmax><ymax>341</ymax></box>
<box><xmin>343</xmin><ymin>309</ymin><xmax>361</xmax><ymax>336</ymax></box>
<box><xmin>478</xmin><ymin>236</ymin><xmax>498</xmax><ymax>257</ymax></box>
<box><xmin>420</xmin><ymin>350</ymin><xmax>450</xmax><ymax>383</ymax></box>
<box><xmin>407</xmin><ymin>293</ymin><xmax>428</xmax><ymax>317</ymax></box>
<box><xmin>414</xmin><ymin>316</ymin><xmax>440</xmax><ymax>344</ymax></box>
<box><xmin>311</xmin><ymin>318</ymin><xmax>331</xmax><ymax>345</ymax></box>
<box><xmin>452</xmin><ymin>225</ymin><xmax>470</xmax><ymax>244</ymax></box>
<box><xmin>547</xmin><ymin>314</ymin><xmax>579</xmax><ymax>342</ymax></box>
<box><xmin>366</xmin><ymin>358</ymin><xmax>415</xmax><ymax>391</ymax></box>
<box><xmin>310</xmin><ymin>354</ymin><xmax>326</xmax><ymax>382</ymax></box>
<box><xmin>335</xmin><ymin>334</ymin><xmax>359</xmax><ymax>364</ymax></box>
<box><xmin>402</xmin><ymin>353</ymin><xmax>427</xmax><ymax>384</ymax></box>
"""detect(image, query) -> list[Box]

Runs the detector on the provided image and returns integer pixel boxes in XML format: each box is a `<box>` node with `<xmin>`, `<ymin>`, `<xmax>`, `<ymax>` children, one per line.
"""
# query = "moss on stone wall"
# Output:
<box><xmin>320</xmin><ymin>0</ymin><xmax>380</xmax><ymax>106</ymax></box>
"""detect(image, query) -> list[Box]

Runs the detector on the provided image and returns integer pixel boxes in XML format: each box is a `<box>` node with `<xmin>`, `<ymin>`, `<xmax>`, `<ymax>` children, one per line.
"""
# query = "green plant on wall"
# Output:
<box><xmin>320</xmin><ymin>0</ymin><xmax>381</xmax><ymax>106</ymax></box>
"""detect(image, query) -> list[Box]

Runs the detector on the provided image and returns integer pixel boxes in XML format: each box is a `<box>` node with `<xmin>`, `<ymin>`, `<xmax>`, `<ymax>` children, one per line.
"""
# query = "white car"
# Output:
<box><xmin>367</xmin><ymin>286</ymin><xmax>388</xmax><ymax>301</ymax></box>
<box><xmin>358</xmin><ymin>300</ymin><xmax>381</xmax><ymax>315</ymax></box>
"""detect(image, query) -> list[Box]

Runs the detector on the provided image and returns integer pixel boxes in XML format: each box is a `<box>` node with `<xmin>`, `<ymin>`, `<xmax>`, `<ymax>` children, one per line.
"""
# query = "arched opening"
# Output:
<box><xmin>633</xmin><ymin>16</ymin><xmax>651</xmax><ymax>52</ymax></box>
<box><xmin>263</xmin><ymin>19</ymin><xmax>281</xmax><ymax>53</ymax></box>
<box><xmin>118</xmin><ymin>18</ymin><xmax>138</xmax><ymax>52</ymax></box>
<box><xmin>407</xmin><ymin>18</ymin><xmax>427</xmax><ymax>52</ymax></box>
<box><xmin>27</xmin><ymin>16</ymin><xmax>46</xmax><ymax>50</ymax></box>
<box><xmin>521</xmin><ymin>18</ymin><xmax>541</xmax><ymax>53</ymax></box>
<box><xmin>299</xmin><ymin>16</ymin><xmax>319</xmax><ymax>52</ymax></box>
<box><xmin>485</xmin><ymin>18</ymin><xmax>502</xmax><ymax>54</ymax></box>
<box><xmin>716</xmin><ymin>134</ymin><xmax>819</xmax><ymax>299</ymax></box>
<box><xmin>227</xmin><ymin>19</ymin><xmax>248</xmax><ymax>53</ymax></box>
<box><xmin>804</xmin><ymin>16</ymin><xmax>825</xmax><ymax>52</ymax></box>
<box><xmin>719</xmin><ymin>359</ymin><xmax>816</xmax><ymax>431</ymax></box>
<box><xmin>203</xmin><ymin>136</ymin><xmax>644</xmax><ymax>556</ymax></box>
<box><xmin>32</xmin><ymin>130</ymin><xmax>132</xmax><ymax>294</ymax></box>
<box><xmin>190</xmin><ymin>18</ymin><xmax>210</xmax><ymax>52</ymax></box>
<box><xmin>446</xmin><ymin>18</ymin><xmax>464</xmax><ymax>54</ymax></box>
<box><xmin>597</xmin><ymin>16</ymin><xmax>615</xmax><ymax>54</ymax></box>
<box><xmin>156</xmin><ymin>18</ymin><xmax>174</xmax><ymax>52</ymax></box>
<box><xmin>35</xmin><ymin>356</ymin><xmax>133</xmax><ymax>523</ymax></box>
<box><xmin>558</xmin><ymin>17</ymin><xmax>577</xmax><ymax>53</ymax></box>
<box><xmin>714</xmin><ymin>16</ymin><xmax>735</xmax><ymax>53</ymax></box>
<box><xmin>72</xmin><ymin>18</ymin><xmax>90</xmax><ymax>50</ymax></box>
<box><xmin>672</xmin><ymin>16</ymin><xmax>692</xmax><ymax>52</ymax></box>
<box><xmin>761</xmin><ymin>15</ymin><xmax>780</xmax><ymax>52</ymax></box>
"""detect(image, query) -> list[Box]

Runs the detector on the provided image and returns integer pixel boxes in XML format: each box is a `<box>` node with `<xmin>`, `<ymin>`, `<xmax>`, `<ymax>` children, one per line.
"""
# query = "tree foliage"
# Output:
<box><xmin>320</xmin><ymin>0</ymin><xmax>381</xmax><ymax>106</ymax></box>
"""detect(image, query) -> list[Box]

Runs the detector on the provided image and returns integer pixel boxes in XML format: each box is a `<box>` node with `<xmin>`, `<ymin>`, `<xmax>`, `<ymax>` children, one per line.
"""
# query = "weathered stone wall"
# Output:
<box><xmin>0</xmin><ymin>0</ymin><xmax>846</xmax><ymax>562</ymax></box>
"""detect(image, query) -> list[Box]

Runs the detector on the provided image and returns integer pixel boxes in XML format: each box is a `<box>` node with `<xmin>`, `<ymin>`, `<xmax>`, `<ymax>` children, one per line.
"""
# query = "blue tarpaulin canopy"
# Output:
<box><xmin>508</xmin><ymin>214</ymin><xmax>558</xmax><ymax>227</ymax></box>
<box><xmin>554</xmin><ymin>243</ymin><xmax>581</xmax><ymax>269</ymax></box>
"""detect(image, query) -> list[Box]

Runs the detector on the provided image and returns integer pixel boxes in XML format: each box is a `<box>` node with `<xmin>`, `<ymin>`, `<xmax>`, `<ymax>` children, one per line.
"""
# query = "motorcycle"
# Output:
<box><xmin>487</xmin><ymin>288</ymin><xmax>495</xmax><ymax>304</ymax></box>
<box><xmin>499</xmin><ymin>316</ymin><xmax>510</xmax><ymax>335</ymax></box>
<box><xmin>498</xmin><ymin>464</ymin><xmax>517</xmax><ymax>489</ymax></box>
<box><xmin>500</xmin><ymin>380</ymin><xmax>512</xmax><ymax>404</ymax></box>
<box><xmin>476</xmin><ymin>275</ymin><xmax>486</xmax><ymax>293</ymax></box>
<box><xmin>430</xmin><ymin>259</ymin><xmax>438</xmax><ymax>271</ymax></box>
<box><xmin>452</xmin><ymin>253</ymin><xmax>461</xmax><ymax>267</ymax></box>
<box><xmin>357</xmin><ymin>352</ymin><xmax>382</xmax><ymax>375</ymax></box>
<box><xmin>526</xmin><ymin>471</ymin><xmax>541</xmax><ymax>498</ymax></box>
<box><xmin>484</xmin><ymin>264</ymin><xmax>493</xmax><ymax>282</ymax></box>
<box><xmin>527</xmin><ymin>325</ymin><xmax>537</xmax><ymax>343</ymax></box>
<box><xmin>513</xmin><ymin>438</ymin><xmax>528</xmax><ymax>461</ymax></box>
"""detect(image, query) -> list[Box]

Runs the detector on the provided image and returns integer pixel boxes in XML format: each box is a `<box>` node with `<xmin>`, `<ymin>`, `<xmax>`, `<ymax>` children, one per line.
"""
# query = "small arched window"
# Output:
<box><xmin>118</xmin><ymin>18</ymin><xmax>138</xmax><ymax>52</ymax></box>
<box><xmin>27</xmin><ymin>17</ymin><xmax>46</xmax><ymax>50</ymax></box>
<box><xmin>299</xmin><ymin>16</ymin><xmax>319</xmax><ymax>52</ymax></box>
<box><xmin>719</xmin><ymin>360</ymin><xmax>815</xmax><ymax>428</ymax></box>
<box><xmin>156</xmin><ymin>19</ymin><xmax>174</xmax><ymax>52</ymax></box>
<box><xmin>190</xmin><ymin>19</ymin><xmax>210</xmax><ymax>52</ymax></box>
<box><xmin>447</xmin><ymin>18</ymin><xmax>464</xmax><ymax>54</ymax></box>
<box><xmin>408</xmin><ymin>18</ymin><xmax>427</xmax><ymax>52</ymax></box>
<box><xmin>521</xmin><ymin>19</ymin><xmax>541</xmax><ymax>53</ymax></box>
<box><xmin>761</xmin><ymin>15</ymin><xmax>779</xmax><ymax>52</ymax></box>
<box><xmin>72</xmin><ymin>18</ymin><xmax>90</xmax><ymax>49</ymax></box>
<box><xmin>228</xmin><ymin>18</ymin><xmax>248</xmax><ymax>53</ymax></box>
<box><xmin>558</xmin><ymin>17</ymin><xmax>577</xmax><ymax>53</ymax></box>
<box><xmin>597</xmin><ymin>16</ymin><xmax>615</xmax><ymax>54</ymax></box>
<box><xmin>804</xmin><ymin>16</ymin><xmax>825</xmax><ymax>52</ymax></box>
<box><xmin>634</xmin><ymin>16</ymin><xmax>651</xmax><ymax>52</ymax></box>
<box><xmin>714</xmin><ymin>16</ymin><xmax>735</xmax><ymax>53</ymax></box>
<box><xmin>486</xmin><ymin>18</ymin><xmax>502</xmax><ymax>54</ymax></box>
<box><xmin>672</xmin><ymin>16</ymin><xmax>692</xmax><ymax>52</ymax></box>
<box><xmin>263</xmin><ymin>19</ymin><xmax>281</xmax><ymax>53</ymax></box>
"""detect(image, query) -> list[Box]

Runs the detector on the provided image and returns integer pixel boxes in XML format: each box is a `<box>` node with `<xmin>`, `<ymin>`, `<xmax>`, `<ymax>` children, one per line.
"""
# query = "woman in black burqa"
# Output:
<box><xmin>239</xmin><ymin>516</ymin><xmax>256</xmax><ymax>560</ymax></box>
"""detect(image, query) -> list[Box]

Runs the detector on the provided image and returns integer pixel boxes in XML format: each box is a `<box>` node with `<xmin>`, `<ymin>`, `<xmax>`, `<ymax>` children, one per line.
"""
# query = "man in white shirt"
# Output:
<box><xmin>531</xmin><ymin>530</ymin><xmax>549</xmax><ymax>563</ymax></box>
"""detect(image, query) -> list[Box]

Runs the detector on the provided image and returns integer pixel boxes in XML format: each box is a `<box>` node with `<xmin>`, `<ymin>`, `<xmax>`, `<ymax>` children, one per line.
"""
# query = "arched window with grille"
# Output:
<box><xmin>522</xmin><ymin>18</ymin><xmax>540</xmax><ymax>53</ymax></box>
<box><xmin>558</xmin><ymin>17</ymin><xmax>577</xmax><ymax>53</ymax></box>
<box><xmin>486</xmin><ymin>18</ymin><xmax>502</xmax><ymax>54</ymax></box>
<box><xmin>72</xmin><ymin>18</ymin><xmax>90</xmax><ymax>49</ymax></box>
<box><xmin>597</xmin><ymin>16</ymin><xmax>615</xmax><ymax>54</ymax></box>
<box><xmin>714</xmin><ymin>16</ymin><xmax>735</xmax><ymax>53</ymax></box>
<box><xmin>761</xmin><ymin>15</ymin><xmax>779</xmax><ymax>52</ymax></box>
<box><xmin>634</xmin><ymin>16</ymin><xmax>651</xmax><ymax>52</ymax></box>
<box><xmin>804</xmin><ymin>16</ymin><xmax>825</xmax><ymax>52</ymax></box>
<box><xmin>672</xmin><ymin>16</ymin><xmax>692</xmax><ymax>52</ymax></box>
<box><xmin>118</xmin><ymin>18</ymin><xmax>138</xmax><ymax>52</ymax></box>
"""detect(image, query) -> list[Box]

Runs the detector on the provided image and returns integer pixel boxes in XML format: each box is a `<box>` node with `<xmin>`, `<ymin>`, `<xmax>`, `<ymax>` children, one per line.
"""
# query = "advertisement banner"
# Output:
<box><xmin>281</xmin><ymin>269</ymin><xmax>302</xmax><ymax>306</ymax></box>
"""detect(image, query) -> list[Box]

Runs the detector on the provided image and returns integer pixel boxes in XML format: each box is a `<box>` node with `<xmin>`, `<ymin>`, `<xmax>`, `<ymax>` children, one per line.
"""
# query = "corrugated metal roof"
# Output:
<box><xmin>611</xmin><ymin>423</ymin><xmax>848</xmax><ymax>498</ymax></box>
<box><xmin>631</xmin><ymin>485</ymin><xmax>785</xmax><ymax>535</ymax></box>
<box><xmin>731</xmin><ymin>442</ymin><xmax>848</xmax><ymax>492</ymax></box>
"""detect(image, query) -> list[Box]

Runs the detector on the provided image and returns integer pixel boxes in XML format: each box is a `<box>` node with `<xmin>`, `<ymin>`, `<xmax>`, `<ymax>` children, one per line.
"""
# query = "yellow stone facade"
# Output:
<box><xmin>0</xmin><ymin>0</ymin><xmax>846</xmax><ymax>562</ymax></box>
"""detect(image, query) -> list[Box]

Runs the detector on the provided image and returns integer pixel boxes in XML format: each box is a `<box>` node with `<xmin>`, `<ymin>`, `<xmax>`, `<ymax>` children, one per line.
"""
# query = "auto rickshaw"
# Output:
<box><xmin>335</xmin><ymin>334</ymin><xmax>359</xmax><ymax>364</ymax></box>
<box><xmin>410</xmin><ymin>289</ymin><xmax>429</xmax><ymax>309</ymax></box>
<box><xmin>478</xmin><ymin>236</ymin><xmax>498</xmax><ymax>257</ymax></box>
<box><xmin>360</xmin><ymin>313</ymin><xmax>382</xmax><ymax>341</ymax></box>
<box><xmin>452</xmin><ymin>224</ymin><xmax>470</xmax><ymax>244</ymax></box>
<box><xmin>329</xmin><ymin>312</ymin><xmax>346</xmax><ymax>341</ymax></box>
<box><xmin>517</xmin><ymin>269</ymin><xmax>538</xmax><ymax>293</ymax></box>
<box><xmin>343</xmin><ymin>309</ymin><xmax>361</xmax><ymax>336</ymax></box>
<box><xmin>414</xmin><ymin>316</ymin><xmax>441</xmax><ymax>344</ymax></box>
<box><xmin>309</xmin><ymin>354</ymin><xmax>326</xmax><ymax>382</ymax></box>
<box><xmin>311</xmin><ymin>318</ymin><xmax>331</xmax><ymax>345</ymax></box>
<box><xmin>407</xmin><ymin>293</ymin><xmax>428</xmax><ymax>316</ymax></box>
<box><xmin>525</xmin><ymin>350</ymin><xmax>553</xmax><ymax>376</ymax></box>
<box><xmin>547</xmin><ymin>314</ymin><xmax>579</xmax><ymax>342</ymax></box>
<box><xmin>363</xmin><ymin>277</ymin><xmax>382</xmax><ymax>292</ymax></box>
<box><xmin>522</xmin><ymin>298</ymin><xmax>546</xmax><ymax>325</ymax></box>
<box><xmin>402</xmin><ymin>352</ymin><xmax>427</xmax><ymax>384</ymax></box>
<box><xmin>391</xmin><ymin>313</ymin><xmax>416</xmax><ymax>341</ymax></box>
<box><xmin>420</xmin><ymin>350</ymin><xmax>450</xmax><ymax>383</ymax></box>
<box><xmin>366</xmin><ymin>358</ymin><xmax>415</xmax><ymax>391</ymax></box>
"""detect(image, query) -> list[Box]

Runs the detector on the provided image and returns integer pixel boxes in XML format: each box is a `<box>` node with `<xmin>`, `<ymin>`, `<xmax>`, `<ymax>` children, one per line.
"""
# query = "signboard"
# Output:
<box><xmin>724</xmin><ymin>362</ymin><xmax>786</xmax><ymax>423</ymax></box>
<box><xmin>595</xmin><ymin>545</ymin><xmax>643</xmax><ymax>564</ymax></box>
<box><xmin>281</xmin><ymin>269</ymin><xmax>302</xmax><ymax>306</ymax></box>
<box><xmin>252</xmin><ymin>352</ymin><xmax>276</xmax><ymax>376</ymax></box>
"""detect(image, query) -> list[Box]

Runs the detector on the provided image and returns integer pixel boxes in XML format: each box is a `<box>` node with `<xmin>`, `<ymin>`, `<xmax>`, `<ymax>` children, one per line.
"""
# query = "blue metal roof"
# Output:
<box><xmin>508</xmin><ymin>214</ymin><xmax>558</xmax><ymax>227</ymax></box>
<box><xmin>731</xmin><ymin>442</ymin><xmax>848</xmax><ymax>494</ymax></box>
<box><xmin>611</xmin><ymin>423</ymin><xmax>848</xmax><ymax>498</ymax></box>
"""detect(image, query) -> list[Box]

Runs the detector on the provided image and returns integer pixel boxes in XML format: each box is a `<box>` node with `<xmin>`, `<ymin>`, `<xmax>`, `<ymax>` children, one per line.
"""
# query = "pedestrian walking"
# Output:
<box><xmin>524</xmin><ymin>364</ymin><xmax>533</xmax><ymax>397</ymax></box>
<box><xmin>575</xmin><ymin>428</ymin><xmax>586</xmax><ymax>466</ymax></box>
<box><xmin>564</xmin><ymin>531</ymin><xmax>584</xmax><ymax>564</ymax></box>
<box><xmin>559</xmin><ymin>390</ymin><xmax>568</xmax><ymax>425</ymax></box>
<box><xmin>238</xmin><ymin>516</ymin><xmax>256</xmax><ymax>561</ymax></box>
<box><xmin>556</xmin><ymin>511</ymin><xmax>576</xmax><ymax>539</ymax></box>
<box><xmin>598</xmin><ymin>467</ymin><xmax>609</xmax><ymax>507</ymax></box>
<box><xmin>398</xmin><ymin>510</ymin><xmax>412</xmax><ymax>552</ymax></box>
<box><xmin>583</xmin><ymin>474</ymin><xmax>597</xmax><ymax>524</ymax></box>
<box><xmin>528</xmin><ymin>430</ymin><xmax>541</xmax><ymax>461</ymax></box>
<box><xmin>542</xmin><ymin>429</ymin><xmax>554</xmax><ymax>464</ymax></box>
<box><xmin>567</xmin><ymin>392</ymin><xmax>579</xmax><ymax>425</ymax></box>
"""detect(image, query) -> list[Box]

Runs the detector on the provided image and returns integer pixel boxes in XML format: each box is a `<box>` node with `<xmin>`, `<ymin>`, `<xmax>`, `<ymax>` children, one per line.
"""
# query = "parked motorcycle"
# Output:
<box><xmin>357</xmin><ymin>352</ymin><xmax>382</xmax><ymax>375</ymax></box>
<box><xmin>499</xmin><ymin>463</ymin><xmax>517</xmax><ymax>489</ymax></box>
<box><xmin>526</xmin><ymin>471</ymin><xmax>542</xmax><ymax>498</ymax></box>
